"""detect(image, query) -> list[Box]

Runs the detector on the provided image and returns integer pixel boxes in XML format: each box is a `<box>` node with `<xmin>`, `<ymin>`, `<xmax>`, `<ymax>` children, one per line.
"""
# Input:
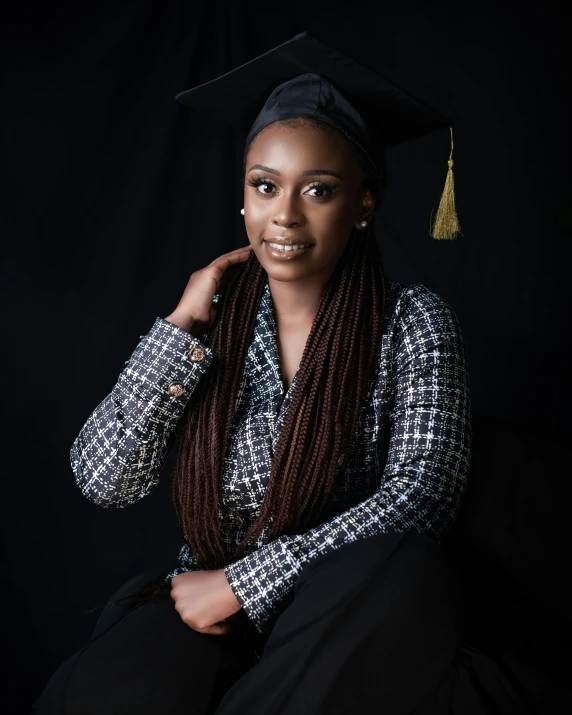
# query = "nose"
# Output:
<box><xmin>271</xmin><ymin>191</ymin><xmax>305</xmax><ymax>229</ymax></box>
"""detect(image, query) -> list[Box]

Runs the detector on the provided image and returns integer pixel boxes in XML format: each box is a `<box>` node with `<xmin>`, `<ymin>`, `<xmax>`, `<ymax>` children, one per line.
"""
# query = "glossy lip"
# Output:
<box><xmin>263</xmin><ymin>241</ymin><xmax>314</xmax><ymax>260</ymax></box>
<box><xmin>263</xmin><ymin>237</ymin><xmax>314</xmax><ymax>246</ymax></box>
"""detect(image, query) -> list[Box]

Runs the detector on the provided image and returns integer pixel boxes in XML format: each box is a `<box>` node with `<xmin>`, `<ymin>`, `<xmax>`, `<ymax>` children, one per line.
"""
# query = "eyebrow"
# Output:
<box><xmin>248</xmin><ymin>164</ymin><xmax>344</xmax><ymax>181</ymax></box>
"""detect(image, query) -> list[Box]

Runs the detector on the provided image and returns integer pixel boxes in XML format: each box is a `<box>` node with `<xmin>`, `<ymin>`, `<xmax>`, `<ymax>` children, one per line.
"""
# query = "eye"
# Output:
<box><xmin>304</xmin><ymin>182</ymin><xmax>338</xmax><ymax>199</ymax></box>
<box><xmin>247</xmin><ymin>176</ymin><xmax>277</xmax><ymax>196</ymax></box>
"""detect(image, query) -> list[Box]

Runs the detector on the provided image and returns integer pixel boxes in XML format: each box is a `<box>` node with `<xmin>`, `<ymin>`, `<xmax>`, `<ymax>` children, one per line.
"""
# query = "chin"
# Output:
<box><xmin>264</xmin><ymin>264</ymin><xmax>318</xmax><ymax>283</ymax></box>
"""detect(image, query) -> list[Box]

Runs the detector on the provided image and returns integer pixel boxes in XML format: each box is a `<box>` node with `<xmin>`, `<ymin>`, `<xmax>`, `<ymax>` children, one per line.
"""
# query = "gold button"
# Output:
<box><xmin>189</xmin><ymin>346</ymin><xmax>206</xmax><ymax>363</ymax></box>
<box><xmin>168</xmin><ymin>381</ymin><xmax>185</xmax><ymax>397</ymax></box>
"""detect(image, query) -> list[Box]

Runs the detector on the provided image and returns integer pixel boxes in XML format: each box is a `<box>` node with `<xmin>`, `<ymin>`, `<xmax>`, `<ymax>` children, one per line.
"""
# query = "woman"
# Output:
<box><xmin>33</xmin><ymin>32</ymin><xmax>533</xmax><ymax>715</ymax></box>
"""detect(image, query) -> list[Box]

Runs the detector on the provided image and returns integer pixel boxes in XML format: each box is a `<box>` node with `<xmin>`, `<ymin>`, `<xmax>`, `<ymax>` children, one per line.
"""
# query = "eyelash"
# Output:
<box><xmin>247</xmin><ymin>175</ymin><xmax>339</xmax><ymax>199</ymax></box>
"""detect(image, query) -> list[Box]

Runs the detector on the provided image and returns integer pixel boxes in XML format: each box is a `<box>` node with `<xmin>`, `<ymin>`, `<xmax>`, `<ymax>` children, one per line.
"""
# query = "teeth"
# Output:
<box><xmin>268</xmin><ymin>242</ymin><xmax>311</xmax><ymax>252</ymax></box>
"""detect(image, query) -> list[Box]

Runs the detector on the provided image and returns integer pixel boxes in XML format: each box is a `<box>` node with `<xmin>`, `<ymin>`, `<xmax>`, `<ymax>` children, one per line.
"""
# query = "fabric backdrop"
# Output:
<box><xmin>2</xmin><ymin>1</ymin><xmax>569</xmax><ymax>712</ymax></box>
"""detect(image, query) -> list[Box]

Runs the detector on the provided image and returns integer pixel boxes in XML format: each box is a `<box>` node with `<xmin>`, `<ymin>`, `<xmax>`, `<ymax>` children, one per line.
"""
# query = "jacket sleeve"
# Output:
<box><xmin>224</xmin><ymin>285</ymin><xmax>472</xmax><ymax>634</ymax></box>
<box><xmin>70</xmin><ymin>317</ymin><xmax>215</xmax><ymax>508</ymax></box>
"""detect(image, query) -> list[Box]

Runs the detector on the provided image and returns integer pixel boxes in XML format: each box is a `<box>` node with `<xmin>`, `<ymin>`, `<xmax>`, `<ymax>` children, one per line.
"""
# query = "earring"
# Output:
<box><xmin>240</xmin><ymin>208</ymin><xmax>245</xmax><ymax>216</ymax></box>
<box><xmin>360</xmin><ymin>220</ymin><xmax>367</xmax><ymax>228</ymax></box>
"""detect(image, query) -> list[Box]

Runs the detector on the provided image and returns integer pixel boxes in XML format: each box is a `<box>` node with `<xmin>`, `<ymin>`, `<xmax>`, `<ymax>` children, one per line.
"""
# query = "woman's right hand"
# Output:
<box><xmin>164</xmin><ymin>244</ymin><xmax>253</xmax><ymax>336</ymax></box>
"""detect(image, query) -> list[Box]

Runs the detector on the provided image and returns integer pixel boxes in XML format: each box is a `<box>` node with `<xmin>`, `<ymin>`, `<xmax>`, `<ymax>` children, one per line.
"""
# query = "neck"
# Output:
<box><xmin>267</xmin><ymin>273</ymin><xmax>330</xmax><ymax>327</ymax></box>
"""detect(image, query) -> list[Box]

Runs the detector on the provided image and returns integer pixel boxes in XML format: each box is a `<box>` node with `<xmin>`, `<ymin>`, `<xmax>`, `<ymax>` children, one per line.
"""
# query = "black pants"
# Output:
<box><xmin>32</xmin><ymin>531</ymin><xmax>532</xmax><ymax>715</ymax></box>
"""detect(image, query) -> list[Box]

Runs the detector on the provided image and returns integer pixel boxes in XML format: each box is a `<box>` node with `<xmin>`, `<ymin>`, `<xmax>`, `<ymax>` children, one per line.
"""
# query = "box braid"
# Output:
<box><xmin>171</xmin><ymin>117</ymin><xmax>389</xmax><ymax>570</ymax></box>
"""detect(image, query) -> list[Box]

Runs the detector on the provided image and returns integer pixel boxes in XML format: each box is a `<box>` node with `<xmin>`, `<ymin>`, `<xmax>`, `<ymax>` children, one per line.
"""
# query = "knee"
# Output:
<box><xmin>355</xmin><ymin>531</ymin><xmax>465</xmax><ymax>651</ymax></box>
<box><xmin>295</xmin><ymin>530</ymin><xmax>465</xmax><ymax>633</ymax></box>
<box><xmin>296</xmin><ymin>530</ymin><xmax>442</xmax><ymax>590</ymax></box>
<box><xmin>381</xmin><ymin>531</ymin><xmax>466</xmax><ymax>642</ymax></box>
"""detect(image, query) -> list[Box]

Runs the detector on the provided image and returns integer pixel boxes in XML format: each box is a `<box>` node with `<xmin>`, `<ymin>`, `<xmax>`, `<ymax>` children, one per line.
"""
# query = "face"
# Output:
<box><xmin>243</xmin><ymin>121</ymin><xmax>374</xmax><ymax>285</ymax></box>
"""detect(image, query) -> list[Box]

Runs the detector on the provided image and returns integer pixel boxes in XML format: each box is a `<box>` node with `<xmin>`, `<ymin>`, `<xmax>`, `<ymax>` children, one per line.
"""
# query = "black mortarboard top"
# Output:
<box><xmin>175</xmin><ymin>31</ymin><xmax>461</xmax><ymax>240</ymax></box>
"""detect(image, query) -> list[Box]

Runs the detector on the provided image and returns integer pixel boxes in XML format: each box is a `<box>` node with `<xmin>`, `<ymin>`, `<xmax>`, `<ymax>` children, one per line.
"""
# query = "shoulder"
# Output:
<box><xmin>382</xmin><ymin>277</ymin><xmax>464</xmax><ymax>343</ymax></box>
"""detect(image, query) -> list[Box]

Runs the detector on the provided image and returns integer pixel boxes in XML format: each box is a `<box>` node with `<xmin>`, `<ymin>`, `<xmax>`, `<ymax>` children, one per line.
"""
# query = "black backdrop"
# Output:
<box><xmin>2</xmin><ymin>1</ymin><xmax>570</xmax><ymax>713</ymax></box>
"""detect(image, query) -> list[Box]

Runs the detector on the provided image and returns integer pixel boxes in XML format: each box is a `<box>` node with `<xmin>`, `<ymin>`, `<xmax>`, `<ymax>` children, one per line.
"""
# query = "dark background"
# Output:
<box><xmin>2</xmin><ymin>1</ymin><xmax>570</xmax><ymax>712</ymax></box>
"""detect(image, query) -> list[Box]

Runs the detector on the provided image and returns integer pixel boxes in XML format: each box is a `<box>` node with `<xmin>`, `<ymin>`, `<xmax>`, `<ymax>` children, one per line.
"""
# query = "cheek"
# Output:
<box><xmin>310</xmin><ymin>202</ymin><xmax>354</xmax><ymax>241</ymax></box>
<box><xmin>243</xmin><ymin>196</ymin><xmax>269</xmax><ymax>241</ymax></box>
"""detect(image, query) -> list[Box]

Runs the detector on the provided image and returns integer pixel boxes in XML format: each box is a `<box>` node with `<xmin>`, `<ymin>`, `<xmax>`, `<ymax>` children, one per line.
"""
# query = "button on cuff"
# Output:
<box><xmin>189</xmin><ymin>346</ymin><xmax>206</xmax><ymax>363</ymax></box>
<box><xmin>167</xmin><ymin>380</ymin><xmax>185</xmax><ymax>397</ymax></box>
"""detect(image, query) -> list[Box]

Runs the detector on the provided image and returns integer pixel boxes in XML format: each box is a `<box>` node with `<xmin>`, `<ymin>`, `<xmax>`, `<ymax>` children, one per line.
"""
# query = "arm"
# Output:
<box><xmin>70</xmin><ymin>317</ymin><xmax>214</xmax><ymax>508</ymax></box>
<box><xmin>224</xmin><ymin>286</ymin><xmax>472</xmax><ymax>633</ymax></box>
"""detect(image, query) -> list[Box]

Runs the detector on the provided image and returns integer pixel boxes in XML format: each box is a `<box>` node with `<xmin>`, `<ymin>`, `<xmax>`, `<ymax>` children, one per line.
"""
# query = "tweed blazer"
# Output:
<box><xmin>71</xmin><ymin>275</ymin><xmax>472</xmax><ymax>634</ymax></box>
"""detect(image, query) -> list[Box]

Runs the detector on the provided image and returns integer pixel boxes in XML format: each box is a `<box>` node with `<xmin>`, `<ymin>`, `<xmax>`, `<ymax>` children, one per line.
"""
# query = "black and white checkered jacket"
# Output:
<box><xmin>71</xmin><ymin>276</ymin><xmax>472</xmax><ymax>634</ymax></box>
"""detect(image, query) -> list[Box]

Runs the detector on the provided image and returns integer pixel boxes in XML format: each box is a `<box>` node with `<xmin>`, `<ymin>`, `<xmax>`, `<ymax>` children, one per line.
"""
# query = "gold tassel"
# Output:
<box><xmin>430</xmin><ymin>127</ymin><xmax>462</xmax><ymax>240</ymax></box>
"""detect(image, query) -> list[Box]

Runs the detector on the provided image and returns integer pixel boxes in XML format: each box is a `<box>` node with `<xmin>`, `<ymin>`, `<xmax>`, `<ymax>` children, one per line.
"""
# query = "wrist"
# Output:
<box><xmin>164</xmin><ymin>312</ymin><xmax>195</xmax><ymax>334</ymax></box>
<box><xmin>220</xmin><ymin>569</ymin><xmax>241</xmax><ymax>611</ymax></box>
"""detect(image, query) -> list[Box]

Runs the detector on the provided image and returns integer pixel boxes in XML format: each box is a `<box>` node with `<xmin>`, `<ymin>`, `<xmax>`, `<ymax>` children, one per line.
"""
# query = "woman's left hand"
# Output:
<box><xmin>170</xmin><ymin>569</ymin><xmax>242</xmax><ymax>635</ymax></box>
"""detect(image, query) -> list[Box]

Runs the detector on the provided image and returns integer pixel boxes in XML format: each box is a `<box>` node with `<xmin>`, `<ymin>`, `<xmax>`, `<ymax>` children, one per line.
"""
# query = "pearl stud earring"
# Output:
<box><xmin>360</xmin><ymin>220</ymin><xmax>367</xmax><ymax>228</ymax></box>
<box><xmin>240</xmin><ymin>208</ymin><xmax>245</xmax><ymax>216</ymax></box>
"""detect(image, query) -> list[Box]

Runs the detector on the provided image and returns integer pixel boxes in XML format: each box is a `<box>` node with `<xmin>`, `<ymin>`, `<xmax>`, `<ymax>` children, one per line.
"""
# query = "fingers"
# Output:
<box><xmin>209</xmin><ymin>244</ymin><xmax>252</xmax><ymax>268</ymax></box>
<box><xmin>220</xmin><ymin>249</ymin><xmax>253</xmax><ymax>272</ymax></box>
<box><xmin>174</xmin><ymin>610</ymin><xmax>235</xmax><ymax>635</ymax></box>
<box><xmin>196</xmin><ymin>622</ymin><xmax>235</xmax><ymax>636</ymax></box>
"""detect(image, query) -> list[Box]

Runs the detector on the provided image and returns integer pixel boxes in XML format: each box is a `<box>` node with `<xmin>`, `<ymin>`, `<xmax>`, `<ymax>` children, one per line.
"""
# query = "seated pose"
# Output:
<box><xmin>34</xmin><ymin>32</ymin><xmax>532</xmax><ymax>715</ymax></box>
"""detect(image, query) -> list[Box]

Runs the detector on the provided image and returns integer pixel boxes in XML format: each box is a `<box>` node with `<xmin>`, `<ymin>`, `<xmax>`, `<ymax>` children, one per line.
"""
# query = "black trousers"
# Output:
<box><xmin>32</xmin><ymin>531</ymin><xmax>532</xmax><ymax>715</ymax></box>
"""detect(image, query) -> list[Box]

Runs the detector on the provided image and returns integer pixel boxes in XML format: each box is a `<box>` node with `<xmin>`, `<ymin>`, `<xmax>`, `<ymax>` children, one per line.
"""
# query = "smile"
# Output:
<box><xmin>264</xmin><ymin>242</ymin><xmax>314</xmax><ymax>260</ymax></box>
<box><xmin>267</xmin><ymin>242</ymin><xmax>313</xmax><ymax>252</ymax></box>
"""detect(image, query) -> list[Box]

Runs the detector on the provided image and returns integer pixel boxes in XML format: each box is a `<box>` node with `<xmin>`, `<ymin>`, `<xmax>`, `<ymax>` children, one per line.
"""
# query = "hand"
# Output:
<box><xmin>164</xmin><ymin>244</ymin><xmax>253</xmax><ymax>336</ymax></box>
<box><xmin>170</xmin><ymin>569</ymin><xmax>242</xmax><ymax>635</ymax></box>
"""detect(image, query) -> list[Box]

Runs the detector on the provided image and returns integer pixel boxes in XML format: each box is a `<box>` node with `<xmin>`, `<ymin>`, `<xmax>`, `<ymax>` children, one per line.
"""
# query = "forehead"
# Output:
<box><xmin>246</xmin><ymin>121</ymin><xmax>358</xmax><ymax>173</ymax></box>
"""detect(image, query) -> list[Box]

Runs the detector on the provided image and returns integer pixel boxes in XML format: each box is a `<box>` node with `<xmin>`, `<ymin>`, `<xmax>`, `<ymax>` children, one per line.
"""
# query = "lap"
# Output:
<box><xmin>34</xmin><ymin>531</ymin><xmax>473</xmax><ymax>715</ymax></box>
<box><xmin>33</xmin><ymin>571</ymin><xmax>256</xmax><ymax>715</ymax></box>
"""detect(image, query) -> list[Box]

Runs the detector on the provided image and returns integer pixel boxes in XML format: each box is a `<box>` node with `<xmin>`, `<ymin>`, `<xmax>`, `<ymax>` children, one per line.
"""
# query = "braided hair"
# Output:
<box><xmin>170</xmin><ymin>117</ymin><xmax>390</xmax><ymax>569</ymax></box>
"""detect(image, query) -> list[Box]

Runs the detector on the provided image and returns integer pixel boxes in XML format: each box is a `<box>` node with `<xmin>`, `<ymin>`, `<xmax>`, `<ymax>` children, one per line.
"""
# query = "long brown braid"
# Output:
<box><xmin>170</xmin><ymin>118</ymin><xmax>389</xmax><ymax>570</ymax></box>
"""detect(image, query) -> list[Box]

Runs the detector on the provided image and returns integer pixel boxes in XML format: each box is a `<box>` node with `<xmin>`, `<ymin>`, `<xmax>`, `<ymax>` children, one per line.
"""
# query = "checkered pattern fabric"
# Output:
<box><xmin>71</xmin><ymin>276</ymin><xmax>471</xmax><ymax>633</ymax></box>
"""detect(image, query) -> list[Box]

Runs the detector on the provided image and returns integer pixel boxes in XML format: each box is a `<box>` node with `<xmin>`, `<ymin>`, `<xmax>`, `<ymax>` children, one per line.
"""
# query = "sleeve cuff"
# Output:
<box><xmin>224</xmin><ymin>536</ymin><xmax>301</xmax><ymax>633</ymax></box>
<box><xmin>120</xmin><ymin>317</ymin><xmax>214</xmax><ymax>405</ymax></box>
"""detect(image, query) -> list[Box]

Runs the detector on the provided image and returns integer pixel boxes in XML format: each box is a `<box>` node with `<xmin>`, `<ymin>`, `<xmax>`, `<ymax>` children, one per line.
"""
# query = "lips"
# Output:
<box><xmin>263</xmin><ymin>238</ymin><xmax>314</xmax><ymax>246</ymax></box>
<box><xmin>263</xmin><ymin>241</ymin><xmax>314</xmax><ymax>259</ymax></box>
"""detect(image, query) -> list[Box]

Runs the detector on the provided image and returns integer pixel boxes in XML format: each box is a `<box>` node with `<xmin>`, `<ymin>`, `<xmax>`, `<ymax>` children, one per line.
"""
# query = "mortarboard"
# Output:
<box><xmin>175</xmin><ymin>31</ymin><xmax>461</xmax><ymax>240</ymax></box>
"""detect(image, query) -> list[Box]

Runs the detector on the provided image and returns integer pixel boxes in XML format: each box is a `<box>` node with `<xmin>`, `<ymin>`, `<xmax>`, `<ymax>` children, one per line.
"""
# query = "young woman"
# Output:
<box><xmin>33</xmin><ymin>32</ymin><xmax>532</xmax><ymax>715</ymax></box>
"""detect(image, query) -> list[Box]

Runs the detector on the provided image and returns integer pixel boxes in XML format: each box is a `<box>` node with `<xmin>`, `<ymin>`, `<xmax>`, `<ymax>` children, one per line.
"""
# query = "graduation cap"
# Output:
<box><xmin>175</xmin><ymin>31</ymin><xmax>461</xmax><ymax>240</ymax></box>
